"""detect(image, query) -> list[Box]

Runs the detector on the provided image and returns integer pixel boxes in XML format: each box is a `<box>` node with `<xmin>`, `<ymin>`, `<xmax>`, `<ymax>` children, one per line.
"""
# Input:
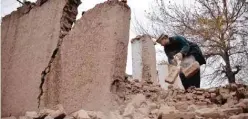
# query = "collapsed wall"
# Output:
<box><xmin>4</xmin><ymin>80</ymin><xmax>248</xmax><ymax>119</ymax></box>
<box><xmin>1</xmin><ymin>0</ymin><xmax>80</xmax><ymax>116</ymax></box>
<box><xmin>44</xmin><ymin>1</ymin><xmax>131</xmax><ymax>114</ymax></box>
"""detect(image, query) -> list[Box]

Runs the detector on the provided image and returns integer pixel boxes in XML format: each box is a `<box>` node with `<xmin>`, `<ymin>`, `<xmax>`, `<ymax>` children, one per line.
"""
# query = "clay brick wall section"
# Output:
<box><xmin>1</xmin><ymin>0</ymin><xmax>79</xmax><ymax>116</ymax></box>
<box><xmin>44</xmin><ymin>1</ymin><xmax>131</xmax><ymax>113</ymax></box>
<box><xmin>141</xmin><ymin>35</ymin><xmax>157</xmax><ymax>84</ymax></box>
<box><xmin>157</xmin><ymin>62</ymin><xmax>170</xmax><ymax>89</ymax></box>
<box><xmin>131</xmin><ymin>35</ymin><xmax>157</xmax><ymax>84</ymax></box>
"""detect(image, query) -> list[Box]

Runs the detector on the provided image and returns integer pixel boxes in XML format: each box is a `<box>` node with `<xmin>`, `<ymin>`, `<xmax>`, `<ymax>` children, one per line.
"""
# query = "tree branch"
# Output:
<box><xmin>233</xmin><ymin>65</ymin><xmax>241</xmax><ymax>75</ymax></box>
<box><xmin>16</xmin><ymin>0</ymin><xmax>24</xmax><ymax>5</ymax></box>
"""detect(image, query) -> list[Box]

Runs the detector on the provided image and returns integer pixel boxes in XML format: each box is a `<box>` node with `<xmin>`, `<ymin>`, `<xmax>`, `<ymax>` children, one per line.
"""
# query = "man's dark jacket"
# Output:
<box><xmin>164</xmin><ymin>35</ymin><xmax>206</xmax><ymax>65</ymax></box>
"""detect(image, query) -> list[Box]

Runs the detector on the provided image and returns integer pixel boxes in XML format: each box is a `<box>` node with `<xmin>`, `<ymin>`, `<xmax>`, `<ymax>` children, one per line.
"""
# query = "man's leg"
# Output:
<box><xmin>192</xmin><ymin>69</ymin><xmax>201</xmax><ymax>88</ymax></box>
<box><xmin>180</xmin><ymin>70</ymin><xmax>201</xmax><ymax>89</ymax></box>
<box><xmin>187</xmin><ymin>70</ymin><xmax>201</xmax><ymax>88</ymax></box>
<box><xmin>179</xmin><ymin>72</ymin><xmax>190</xmax><ymax>89</ymax></box>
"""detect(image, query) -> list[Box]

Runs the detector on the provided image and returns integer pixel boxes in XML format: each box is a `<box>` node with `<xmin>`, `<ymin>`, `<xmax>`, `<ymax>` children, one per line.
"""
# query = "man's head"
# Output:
<box><xmin>156</xmin><ymin>34</ymin><xmax>169</xmax><ymax>46</ymax></box>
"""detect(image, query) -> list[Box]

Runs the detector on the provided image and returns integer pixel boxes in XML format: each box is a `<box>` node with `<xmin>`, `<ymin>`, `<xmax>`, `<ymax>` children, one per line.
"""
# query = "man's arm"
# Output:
<box><xmin>164</xmin><ymin>49</ymin><xmax>175</xmax><ymax>64</ymax></box>
<box><xmin>174</xmin><ymin>36</ymin><xmax>190</xmax><ymax>57</ymax></box>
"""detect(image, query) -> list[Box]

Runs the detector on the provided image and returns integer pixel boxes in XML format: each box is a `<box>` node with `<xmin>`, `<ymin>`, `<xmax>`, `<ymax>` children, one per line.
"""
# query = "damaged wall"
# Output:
<box><xmin>1</xmin><ymin>0</ymin><xmax>80</xmax><ymax>116</ymax></box>
<box><xmin>44</xmin><ymin>1</ymin><xmax>131</xmax><ymax>114</ymax></box>
<box><xmin>131</xmin><ymin>35</ymin><xmax>157</xmax><ymax>84</ymax></box>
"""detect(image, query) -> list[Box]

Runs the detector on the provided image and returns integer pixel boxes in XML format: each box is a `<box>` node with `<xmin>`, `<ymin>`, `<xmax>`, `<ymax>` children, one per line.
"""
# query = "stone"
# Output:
<box><xmin>25</xmin><ymin>111</ymin><xmax>39</xmax><ymax>118</ymax></box>
<box><xmin>219</xmin><ymin>87</ymin><xmax>230</xmax><ymax>99</ymax></box>
<box><xmin>196</xmin><ymin>95</ymin><xmax>205</xmax><ymax>100</ymax></box>
<box><xmin>221</xmin><ymin>107</ymin><xmax>243</xmax><ymax>116</ymax></box>
<box><xmin>18</xmin><ymin>116</ymin><xmax>30</xmax><ymax>119</ymax></box>
<box><xmin>174</xmin><ymin>102</ymin><xmax>189</xmax><ymax>111</ymax></box>
<box><xmin>2</xmin><ymin>116</ymin><xmax>17</xmax><ymax>119</ymax></box>
<box><xmin>230</xmin><ymin>83</ymin><xmax>238</xmax><ymax>91</ymax></box>
<box><xmin>195</xmin><ymin>101</ymin><xmax>208</xmax><ymax>106</ymax></box>
<box><xmin>240</xmin><ymin>99</ymin><xmax>248</xmax><ymax>107</ymax></box>
<box><xmin>87</xmin><ymin>111</ymin><xmax>106</xmax><ymax>119</ymax></box>
<box><xmin>137</xmin><ymin>107</ymin><xmax>150</xmax><ymax>115</ymax></box>
<box><xmin>176</xmin><ymin>94</ymin><xmax>184</xmax><ymax>100</ymax></box>
<box><xmin>63</xmin><ymin>116</ymin><xmax>74</xmax><ymax>119</ymax></box>
<box><xmin>123</xmin><ymin>104</ymin><xmax>135</xmax><ymax>117</ymax></box>
<box><xmin>44</xmin><ymin>116</ymin><xmax>54</xmax><ymax>119</ymax></box>
<box><xmin>38</xmin><ymin>109</ymin><xmax>56</xmax><ymax>117</ymax></box>
<box><xmin>49</xmin><ymin>105</ymin><xmax>66</xmax><ymax>119</ymax></box>
<box><xmin>109</xmin><ymin>111</ymin><xmax>122</xmax><ymax>119</ymax></box>
<box><xmin>148</xmin><ymin>102</ymin><xmax>157</xmax><ymax>110</ymax></box>
<box><xmin>131</xmin><ymin>94</ymin><xmax>146</xmax><ymax>108</ymax></box>
<box><xmin>204</xmin><ymin>92</ymin><xmax>211</xmax><ymax>98</ymax></box>
<box><xmin>158</xmin><ymin>105</ymin><xmax>177</xmax><ymax>114</ymax></box>
<box><xmin>186</xmin><ymin>93</ymin><xmax>194</xmax><ymax>100</ymax></box>
<box><xmin>195</xmin><ymin>88</ymin><xmax>205</xmax><ymax>91</ymax></box>
<box><xmin>204</xmin><ymin>99</ymin><xmax>211</xmax><ymax>104</ymax></box>
<box><xmin>159</xmin><ymin>112</ymin><xmax>195</xmax><ymax>119</ymax></box>
<box><xmin>210</xmin><ymin>93</ymin><xmax>217</xmax><ymax>98</ymax></box>
<box><xmin>160</xmin><ymin>91</ymin><xmax>169</xmax><ymax>99</ymax></box>
<box><xmin>72</xmin><ymin>110</ymin><xmax>90</xmax><ymax>119</ymax></box>
<box><xmin>228</xmin><ymin>113</ymin><xmax>248</xmax><ymax>119</ymax></box>
<box><xmin>195</xmin><ymin>91</ymin><xmax>204</xmax><ymax>95</ymax></box>
<box><xmin>187</xmin><ymin>104</ymin><xmax>198</xmax><ymax>111</ymax></box>
<box><xmin>134</xmin><ymin>83</ymin><xmax>142</xmax><ymax>88</ymax></box>
<box><xmin>208</xmin><ymin>88</ymin><xmax>217</xmax><ymax>93</ymax></box>
<box><xmin>195</xmin><ymin>115</ymin><xmax>204</xmax><ymax>119</ymax></box>
<box><xmin>195</xmin><ymin>108</ymin><xmax>224</xmax><ymax>118</ymax></box>
<box><xmin>151</xmin><ymin>109</ymin><xmax>159</xmax><ymax>115</ymax></box>
<box><xmin>132</xmin><ymin>112</ymin><xmax>147</xmax><ymax>119</ymax></box>
<box><xmin>235</xmin><ymin>99</ymin><xmax>248</xmax><ymax>109</ymax></box>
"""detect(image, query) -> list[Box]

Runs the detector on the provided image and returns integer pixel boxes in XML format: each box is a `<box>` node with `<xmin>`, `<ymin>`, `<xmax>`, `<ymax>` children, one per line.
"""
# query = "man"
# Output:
<box><xmin>156</xmin><ymin>34</ymin><xmax>206</xmax><ymax>89</ymax></box>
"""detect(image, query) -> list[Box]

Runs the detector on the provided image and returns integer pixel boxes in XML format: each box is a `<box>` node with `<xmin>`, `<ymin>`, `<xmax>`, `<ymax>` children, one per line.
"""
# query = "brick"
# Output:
<box><xmin>72</xmin><ymin>110</ymin><xmax>90</xmax><ymax>119</ymax></box>
<box><xmin>195</xmin><ymin>108</ymin><xmax>224</xmax><ymax>118</ymax></box>
<box><xmin>228</xmin><ymin>113</ymin><xmax>248</xmax><ymax>119</ymax></box>
<box><xmin>2</xmin><ymin>116</ymin><xmax>17</xmax><ymax>119</ymax></box>
<box><xmin>221</xmin><ymin>107</ymin><xmax>243</xmax><ymax>116</ymax></box>
<box><xmin>181</xmin><ymin>61</ymin><xmax>200</xmax><ymax>78</ymax></box>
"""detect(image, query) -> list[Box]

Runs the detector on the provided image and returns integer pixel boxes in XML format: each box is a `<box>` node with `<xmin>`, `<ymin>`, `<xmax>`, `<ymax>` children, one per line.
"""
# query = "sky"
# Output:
<box><xmin>0</xmin><ymin>0</ymin><xmax>193</xmax><ymax>75</ymax></box>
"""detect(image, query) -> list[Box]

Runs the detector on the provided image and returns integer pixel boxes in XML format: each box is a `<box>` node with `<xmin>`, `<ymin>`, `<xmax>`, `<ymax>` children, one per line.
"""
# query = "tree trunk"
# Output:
<box><xmin>224</xmin><ymin>51</ymin><xmax>236</xmax><ymax>83</ymax></box>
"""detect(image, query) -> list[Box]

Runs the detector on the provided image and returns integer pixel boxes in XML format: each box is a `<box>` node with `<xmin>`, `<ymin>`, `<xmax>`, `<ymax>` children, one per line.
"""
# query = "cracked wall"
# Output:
<box><xmin>131</xmin><ymin>35</ymin><xmax>157</xmax><ymax>84</ymax></box>
<box><xmin>1</xmin><ymin>0</ymin><xmax>80</xmax><ymax>116</ymax></box>
<box><xmin>44</xmin><ymin>1</ymin><xmax>131</xmax><ymax>113</ymax></box>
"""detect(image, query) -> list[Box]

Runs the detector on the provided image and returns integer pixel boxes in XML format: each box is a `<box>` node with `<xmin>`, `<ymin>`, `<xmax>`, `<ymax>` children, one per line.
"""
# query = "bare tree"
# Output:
<box><xmin>134</xmin><ymin>0</ymin><xmax>248</xmax><ymax>84</ymax></box>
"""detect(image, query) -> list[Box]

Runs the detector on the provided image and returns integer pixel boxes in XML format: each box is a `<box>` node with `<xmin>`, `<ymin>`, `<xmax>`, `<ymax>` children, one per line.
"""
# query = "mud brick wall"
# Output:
<box><xmin>131</xmin><ymin>35</ymin><xmax>157</xmax><ymax>84</ymax></box>
<box><xmin>44</xmin><ymin>1</ymin><xmax>131</xmax><ymax>114</ymax></box>
<box><xmin>157</xmin><ymin>62</ymin><xmax>170</xmax><ymax>90</ymax></box>
<box><xmin>1</xmin><ymin>0</ymin><xmax>80</xmax><ymax>116</ymax></box>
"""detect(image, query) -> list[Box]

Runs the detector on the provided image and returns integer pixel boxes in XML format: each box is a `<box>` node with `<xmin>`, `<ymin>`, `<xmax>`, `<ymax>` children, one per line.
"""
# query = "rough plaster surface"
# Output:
<box><xmin>157</xmin><ymin>63</ymin><xmax>170</xmax><ymax>90</ymax></box>
<box><xmin>131</xmin><ymin>39</ymin><xmax>142</xmax><ymax>81</ymax></box>
<box><xmin>131</xmin><ymin>35</ymin><xmax>157</xmax><ymax>84</ymax></box>
<box><xmin>1</xmin><ymin>0</ymin><xmax>70</xmax><ymax>116</ymax></box>
<box><xmin>45</xmin><ymin>1</ymin><xmax>131</xmax><ymax>113</ymax></box>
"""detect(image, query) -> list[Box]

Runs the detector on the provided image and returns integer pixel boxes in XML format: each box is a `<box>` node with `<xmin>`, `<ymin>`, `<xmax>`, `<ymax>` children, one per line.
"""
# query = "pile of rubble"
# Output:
<box><xmin>3</xmin><ymin>80</ymin><xmax>248</xmax><ymax>119</ymax></box>
<box><xmin>112</xmin><ymin>79</ymin><xmax>248</xmax><ymax>119</ymax></box>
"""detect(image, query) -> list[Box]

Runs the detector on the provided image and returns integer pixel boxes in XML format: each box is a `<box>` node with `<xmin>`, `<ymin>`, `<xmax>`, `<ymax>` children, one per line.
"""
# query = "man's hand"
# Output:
<box><xmin>174</xmin><ymin>52</ymin><xmax>183</xmax><ymax>61</ymax></box>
